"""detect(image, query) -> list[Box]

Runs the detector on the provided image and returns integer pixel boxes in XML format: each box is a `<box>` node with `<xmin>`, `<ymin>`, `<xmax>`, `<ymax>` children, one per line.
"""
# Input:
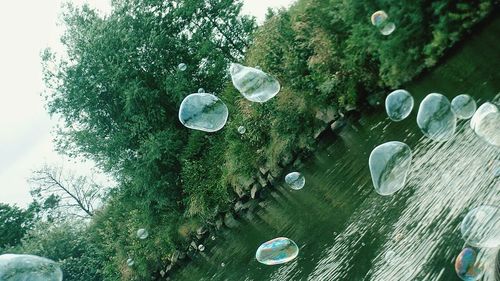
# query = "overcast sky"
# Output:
<box><xmin>0</xmin><ymin>0</ymin><xmax>296</xmax><ymax>207</ymax></box>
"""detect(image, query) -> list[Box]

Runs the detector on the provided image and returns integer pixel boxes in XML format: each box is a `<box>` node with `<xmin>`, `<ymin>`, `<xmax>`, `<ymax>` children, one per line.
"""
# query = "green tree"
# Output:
<box><xmin>0</xmin><ymin>204</ymin><xmax>36</xmax><ymax>250</ymax></box>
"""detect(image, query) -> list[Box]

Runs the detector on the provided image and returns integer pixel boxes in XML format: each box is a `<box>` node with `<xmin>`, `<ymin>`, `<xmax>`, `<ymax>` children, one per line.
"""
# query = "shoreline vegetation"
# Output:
<box><xmin>1</xmin><ymin>0</ymin><xmax>498</xmax><ymax>280</ymax></box>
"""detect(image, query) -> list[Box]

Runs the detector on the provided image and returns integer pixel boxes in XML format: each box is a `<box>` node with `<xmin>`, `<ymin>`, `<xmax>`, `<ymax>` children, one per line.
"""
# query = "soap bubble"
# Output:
<box><xmin>461</xmin><ymin>205</ymin><xmax>500</xmax><ymax>248</ymax></box>
<box><xmin>385</xmin><ymin>89</ymin><xmax>414</xmax><ymax>121</ymax></box>
<box><xmin>197</xmin><ymin>88</ymin><xmax>205</xmax><ymax>93</ymax></box>
<box><xmin>198</xmin><ymin>244</ymin><xmax>205</xmax><ymax>252</ymax></box>
<box><xmin>0</xmin><ymin>254</ymin><xmax>63</xmax><ymax>281</ymax></box>
<box><xmin>178</xmin><ymin>93</ymin><xmax>229</xmax><ymax>132</ymax></box>
<box><xmin>417</xmin><ymin>93</ymin><xmax>456</xmax><ymax>141</ymax></box>
<box><xmin>221</xmin><ymin>262</ymin><xmax>225</xmax><ymax>267</ymax></box>
<box><xmin>455</xmin><ymin>248</ymin><xmax>484</xmax><ymax>281</ymax></box>
<box><xmin>230</xmin><ymin>63</ymin><xmax>280</xmax><ymax>103</ymax></box>
<box><xmin>369</xmin><ymin>141</ymin><xmax>412</xmax><ymax>196</ymax></box>
<box><xmin>451</xmin><ymin>94</ymin><xmax>476</xmax><ymax>119</ymax></box>
<box><xmin>384</xmin><ymin>250</ymin><xmax>396</xmax><ymax>263</ymax></box>
<box><xmin>255</xmin><ymin>237</ymin><xmax>299</xmax><ymax>265</ymax></box>
<box><xmin>127</xmin><ymin>258</ymin><xmax>135</xmax><ymax>267</ymax></box>
<box><xmin>380</xmin><ymin>22</ymin><xmax>396</xmax><ymax>36</ymax></box>
<box><xmin>470</xmin><ymin>103</ymin><xmax>500</xmax><ymax>147</ymax></box>
<box><xmin>178</xmin><ymin>63</ymin><xmax>187</xmax><ymax>71</ymax></box>
<box><xmin>371</xmin><ymin>10</ymin><xmax>388</xmax><ymax>26</ymax></box>
<box><xmin>237</xmin><ymin>126</ymin><xmax>246</xmax><ymax>134</ymax></box>
<box><xmin>285</xmin><ymin>172</ymin><xmax>305</xmax><ymax>190</ymax></box>
<box><xmin>137</xmin><ymin>228</ymin><xmax>149</xmax><ymax>239</ymax></box>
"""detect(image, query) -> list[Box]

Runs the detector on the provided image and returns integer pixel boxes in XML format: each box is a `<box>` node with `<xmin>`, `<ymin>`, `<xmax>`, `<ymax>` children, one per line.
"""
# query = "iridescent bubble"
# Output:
<box><xmin>0</xmin><ymin>254</ymin><xmax>63</xmax><ymax>281</ymax></box>
<box><xmin>385</xmin><ymin>89</ymin><xmax>414</xmax><ymax>121</ymax></box>
<box><xmin>285</xmin><ymin>172</ymin><xmax>305</xmax><ymax>190</ymax></box>
<box><xmin>255</xmin><ymin>237</ymin><xmax>299</xmax><ymax>265</ymax></box>
<box><xmin>178</xmin><ymin>93</ymin><xmax>229</xmax><ymax>132</ymax></box>
<box><xmin>380</xmin><ymin>22</ymin><xmax>396</xmax><ymax>36</ymax></box>
<box><xmin>461</xmin><ymin>205</ymin><xmax>500</xmax><ymax>248</ymax></box>
<box><xmin>455</xmin><ymin>248</ymin><xmax>484</xmax><ymax>281</ymax></box>
<box><xmin>197</xmin><ymin>88</ymin><xmax>205</xmax><ymax>93</ymax></box>
<box><xmin>369</xmin><ymin>141</ymin><xmax>412</xmax><ymax>196</ymax></box>
<box><xmin>127</xmin><ymin>258</ymin><xmax>135</xmax><ymax>267</ymax></box>
<box><xmin>451</xmin><ymin>94</ymin><xmax>477</xmax><ymax>119</ymax></box>
<box><xmin>237</xmin><ymin>126</ymin><xmax>246</xmax><ymax>134</ymax></box>
<box><xmin>371</xmin><ymin>10</ymin><xmax>388</xmax><ymax>27</ymax></box>
<box><xmin>417</xmin><ymin>93</ymin><xmax>456</xmax><ymax>141</ymax></box>
<box><xmin>198</xmin><ymin>244</ymin><xmax>205</xmax><ymax>252</ymax></box>
<box><xmin>178</xmin><ymin>63</ymin><xmax>187</xmax><ymax>71</ymax></box>
<box><xmin>137</xmin><ymin>228</ymin><xmax>149</xmax><ymax>239</ymax></box>
<box><xmin>230</xmin><ymin>63</ymin><xmax>280</xmax><ymax>103</ymax></box>
<box><xmin>471</xmin><ymin>103</ymin><xmax>500</xmax><ymax>147</ymax></box>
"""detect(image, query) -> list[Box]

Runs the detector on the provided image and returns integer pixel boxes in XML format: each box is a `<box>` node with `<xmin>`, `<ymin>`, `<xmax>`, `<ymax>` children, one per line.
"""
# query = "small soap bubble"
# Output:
<box><xmin>370</xmin><ymin>10</ymin><xmax>396</xmax><ymax>35</ymax></box>
<box><xmin>255</xmin><ymin>237</ymin><xmax>299</xmax><ymax>265</ymax></box>
<box><xmin>455</xmin><ymin>248</ymin><xmax>484</xmax><ymax>281</ymax></box>
<box><xmin>137</xmin><ymin>228</ymin><xmax>149</xmax><ymax>239</ymax></box>
<box><xmin>197</xmin><ymin>88</ymin><xmax>205</xmax><ymax>93</ymax></box>
<box><xmin>369</xmin><ymin>141</ymin><xmax>412</xmax><ymax>196</ymax></box>
<box><xmin>461</xmin><ymin>205</ymin><xmax>500</xmax><ymax>248</ymax></box>
<box><xmin>198</xmin><ymin>244</ymin><xmax>205</xmax><ymax>252</ymax></box>
<box><xmin>178</xmin><ymin>93</ymin><xmax>229</xmax><ymax>132</ymax></box>
<box><xmin>417</xmin><ymin>93</ymin><xmax>456</xmax><ymax>141</ymax></box>
<box><xmin>385</xmin><ymin>89</ymin><xmax>414</xmax><ymax>121</ymax></box>
<box><xmin>230</xmin><ymin>63</ymin><xmax>280</xmax><ymax>103</ymax></box>
<box><xmin>384</xmin><ymin>250</ymin><xmax>396</xmax><ymax>263</ymax></box>
<box><xmin>221</xmin><ymin>262</ymin><xmax>225</xmax><ymax>267</ymax></box>
<box><xmin>178</xmin><ymin>63</ymin><xmax>187</xmax><ymax>71</ymax></box>
<box><xmin>371</xmin><ymin>10</ymin><xmax>388</xmax><ymax>26</ymax></box>
<box><xmin>237</xmin><ymin>126</ymin><xmax>246</xmax><ymax>134</ymax></box>
<box><xmin>127</xmin><ymin>258</ymin><xmax>135</xmax><ymax>267</ymax></box>
<box><xmin>451</xmin><ymin>94</ymin><xmax>476</xmax><ymax>119</ymax></box>
<box><xmin>380</xmin><ymin>22</ymin><xmax>396</xmax><ymax>35</ymax></box>
<box><xmin>285</xmin><ymin>172</ymin><xmax>305</xmax><ymax>190</ymax></box>
<box><xmin>0</xmin><ymin>254</ymin><xmax>63</xmax><ymax>281</ymax></box>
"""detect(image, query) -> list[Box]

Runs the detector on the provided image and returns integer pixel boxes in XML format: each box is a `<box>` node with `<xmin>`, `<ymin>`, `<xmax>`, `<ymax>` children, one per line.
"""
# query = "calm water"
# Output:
<box><xmin>173</xmin><ymin>17</ymin><xmax>500</xmax><ymax>281</ymax></box>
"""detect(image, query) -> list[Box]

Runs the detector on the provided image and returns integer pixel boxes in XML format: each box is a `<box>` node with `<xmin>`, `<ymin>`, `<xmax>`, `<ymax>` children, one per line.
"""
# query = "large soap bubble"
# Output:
<box><xmin>461</xmin><ymin>205</ymin><xmax>500</xmax><ymax>248</ymax></box>
<box><xmin>230</xmin><ymin>63</ymin><xmax>280</xmax><ymax>103</ymax></box>
<box><xmin>470</xmin><ymin>103</ymin><xmax>499</xmax><ymax>147</ymax></box>
<box><xmin>451</xmin><ymin>94</ymin><xmax>476</xmax><ymax>119</ymax></box>
<box><xmin>454</xmin><ymin>248</ymin><xmax>484</xmax><ymax>281</ymax></box>
<box><xmin>285</xmin><ymin>172</ymin><xmax>305</xmax><ymax>190</ymax></box>
<box><xmin>255</xmin><ymin>237</ymin><xmax>299</xmax><ymax>265</ymax></box>
<box><xmin>369</xmin><ymin>141</ymin><xmax>412</xmax><ymax>196</ymax></box>
<box><xmin>178</xmin><ymin>93</ymin><xmax>229</xmax><ymax>132</ymax></box>
<box><xmin>137</xmin><ymin>228</ymin><xmax>149</xmax><ymax>239</ymax></box>
<box><xmin>0</xmin><ymin>254</ymin><xmax>63</xmax><ymax>281</ymax></box>
<box><xmin>417</xmin><ymin>93</ymin><xmax>456</xmax><ymax>141</ymax></box>
<box><xmin>385</xmin><ymin>89</ymin><xmax>414</xmax><ymax>121</ymax></box>
<box><xmin>370</xmin><ymin>10</ymin><xmax>396</xmax><ymax>35</ymax></box>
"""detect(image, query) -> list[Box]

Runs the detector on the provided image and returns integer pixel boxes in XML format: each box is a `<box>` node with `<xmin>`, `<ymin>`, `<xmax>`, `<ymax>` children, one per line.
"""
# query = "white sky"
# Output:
<box><xmin>0</xmin><ymin>0</ymin><xmax>296</xmax><ymax>208</ymax></box>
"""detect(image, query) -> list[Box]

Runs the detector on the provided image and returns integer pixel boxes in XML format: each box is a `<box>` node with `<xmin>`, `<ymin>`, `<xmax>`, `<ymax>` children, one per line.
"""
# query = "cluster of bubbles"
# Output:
<box><xmin>371</xmin><ymin>10</ymin><xmax>396</xmax><ymax>36</ymax></box>
<box><xmin>285</xmin><ymin>172</ymin><xmax>305</xmax><ymax>190</ymax></box>
<box><xmin>0</xmin><ymin>254</ymin><xmax>63</xmax><ymax>281</ymax></box>
<box><xmin>255</xmin><ymin>237</ymin><xmax>299</xmax><ymax>265</ymax></box>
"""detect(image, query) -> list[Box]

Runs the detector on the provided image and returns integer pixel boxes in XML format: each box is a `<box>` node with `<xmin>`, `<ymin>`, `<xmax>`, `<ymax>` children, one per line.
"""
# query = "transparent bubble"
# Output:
<box><xmin>255</xmin><ymin>237</ymin><xmax>299</xmax><ymax>265</ymax></box>
<box><xmin>198</xmin><ymin>244</ymin><xmax>205</xmax><ymax>252</ymax></box>
<box><xmin>285</xmin><ymin>172</ymin><xmax>305</xmax><ymax>190</ymax></box>
<box><xmin>127</xmin><ymin>258</ymin><xmax>135</xmax><ymax>267</ymax></box>
<box><xmin>471</xmin><ymin>103</ymin><xmax>500</xmax><ymax>147</ymax></box>
<box><xmin>451</xmin><ymin>94</ymin><xmax>477</xmax><ymax>119</ymax></box>
<box><xmin>0</xmin><ymin>254</ymin><xmax>63</xmax><ymax>281</ymax></box>
<box><xmin>371</xmin><ymin>10</ymin><xmax>388</xmax><ymax>27</ymax></box>
<box><xmin>136</xmin><ymin>228</ymin><xmax>149</xmax><ymax>239</ymax></box>
<box><xmin>178</xmin><ymin>93</ymin><xmax>229</xmax><ymax>132</ymax></box>
<box><xmin>221</xmin><ymin>262</ymin><xmax>225</xmax><ymax>267</ymax></box>
<box><xmin>230</xmin><ymin>63</ymin><xmax>280</xmax><ymax>103</ymax></box>
<box><xmin>384</xmin><ymin>250</ymin><xmax>396</xmax><ymax>264</ymax></box>
<box><xmin>380</xmin><ymin>22</ymin><xmax>396</xmax><ymax>36</ymax></box>
<box><xmin>385</xmin><ymin>89</ymin><xmax>414</xmax><ymax>121</ymax></box>
<box><xmin>369</xmin><ymin>141</ymin><xmax>412</xmax><ymax>196</ymax></box>
<box><xmin>197</xmin><ymin>88</ymin><xmax>205</xmax><ymax>93</ymax></box>
<box><xmin>237</xmin><ymin>126</ymin><xmax>246</xmax><ymax>134</ymax></box>
<box><xmin>455</xmin><ymin>248</ymin><xmax>484</xmax><ymax>281</ymax></box>
<box><xmin>461</xmin><ymin>206</ymin><xmax>500</xmax><ymax>248</ymax></box>
<box><xmin>417</xmin><ymin>93</ymin><xmax>456</xmax><ymax>141</ymax></box>
<box><xmin>178</xmin><ymin>63</ymin><xmax>187</xmax><ymax>71</ymax></box>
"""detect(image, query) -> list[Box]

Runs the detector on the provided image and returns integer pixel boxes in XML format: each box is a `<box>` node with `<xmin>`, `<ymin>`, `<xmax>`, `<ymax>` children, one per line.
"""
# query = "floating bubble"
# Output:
<box><xmin>237</xmin><ymin>126</ymin><xmax>246</xmax><ymax>134</ymax></box>
<box><xmin>230</xmin><ymin>63</ymin><xmax>280</xmax><ymax>103</ymax></box>
<box><xmin>255</xmin><ymin>237</ymin><xmax>299</xmax><ymax>265</ymax></box>
<box><xmin>178</xmin><ymin>63</ymin><xmax>187</xmax><ymax>71</ymax></box>
<box><xmin>371</xmin><ymin>10</ymin><xmax>388</xmax><ymax>27</ymax></box>
<box><xmin>451</xmin><ymin>95</ymin><xmax>477</xmax><ymax>119</ymax></box>
<box><xmin>385</xmin><ymin>89</ymin><xmax>414</xmax><ymax>121</ymax></box>
<box><xmin>416</xmin><ymin>93</ymin><xmax>456</xmax><ymax>141</ymax></box>
<box><xmin>471</xmin><ymin>103</ymin><xmax>500</xmax><ymax>147</ymax></box>
<box><xmin>285</xmin><ymin>172</ymin><xmax>305</xmax><ymax>190</ymax></box>
<box><xmin>198</xmin><ymin>244</ymin><xmax>205</xmax><ymax>252</ymax></box>
<box><xmin>461</xmin><ymin>205</ymin><xmax>500</xmax><ymax>248</ymax></box>
<box><xmin>221</xmin><ymin>262</ymin><xmax>225</xmax><ymax>267</ymax></box>
<box><xmin>127</xmin><ymin>258</ymin><xmax>135</xmax><ymax>267</ymax></box>
<box><xmin>455</xmin><ymin>248</ymin><xmax>484</xmax><ymax>281</ymax></box>
<box><xmin>197</xmin><ymin>88</ymin><xmax>205</xmax><ymax>93</ymax></box>
<box><xmin>0</xmin><ymin>254</ymin><xmax>63</xmax><ymax>281</ymax></box>
<box><xmin>178</xmin><ymin>93</ymin><xmax>229</xmax><ymax>132</ymax></box>
<box><xmin>369</xmin><ymin>141</ymin><xmax>412</xmax><ymax>196</ymax></box>
<box><xmin>384</xmin><ymin>250</ymin><xmax>396</xmax><ymax>263</ymax></box>
<box><xmin>380</xmin><ymin>22</ymin><xmax>396</xmax><ymax>36</ymax></box>
<box><xmin>137</xmin><ymin>228</ymin><xmax>149</xmax><ymax>239</ymax></box>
